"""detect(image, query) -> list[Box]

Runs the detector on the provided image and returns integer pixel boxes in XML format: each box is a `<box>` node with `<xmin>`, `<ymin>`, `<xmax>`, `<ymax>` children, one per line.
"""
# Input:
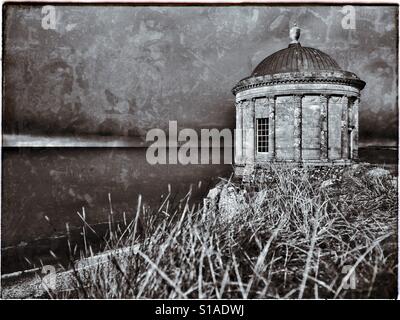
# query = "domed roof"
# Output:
<box><xmin>232</xmin><ymin>25</ymin><xmax>366</xmax><ymax>95</ymax></box>
<box><xmin>252</xmin><ymin>43</ymin><xmax>342</xmax><ymax>77</ymax></box>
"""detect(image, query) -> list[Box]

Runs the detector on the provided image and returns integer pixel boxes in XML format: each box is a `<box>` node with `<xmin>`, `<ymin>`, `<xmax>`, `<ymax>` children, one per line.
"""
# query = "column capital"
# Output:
<box><xmin>319</xmin><ymin>94</ymin><xmax>329</xmax><ymax>103</ymax></box>
<box><xmin>266</xmin><ymin>96</ymin><xmax>276</xmax><ymax>104</ymax></box>
<box><xmin>240</xmin><ymin>99</ymin><xmax>251</xmax><ymax>109</ymax></box>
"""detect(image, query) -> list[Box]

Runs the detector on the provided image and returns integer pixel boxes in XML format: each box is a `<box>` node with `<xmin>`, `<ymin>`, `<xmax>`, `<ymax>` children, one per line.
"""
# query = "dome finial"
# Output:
<box><xmin>289</xmin><ymin>23</ymin><xmax>301</xmax><ymax>44</ymax></box>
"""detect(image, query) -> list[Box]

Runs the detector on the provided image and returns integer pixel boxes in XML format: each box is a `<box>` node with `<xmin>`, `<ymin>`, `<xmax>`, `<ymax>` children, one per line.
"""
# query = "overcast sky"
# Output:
<box><xmin>3</xmin><ymin>4</ymin><xmax>398</xmax><ymax>143</ymax></box>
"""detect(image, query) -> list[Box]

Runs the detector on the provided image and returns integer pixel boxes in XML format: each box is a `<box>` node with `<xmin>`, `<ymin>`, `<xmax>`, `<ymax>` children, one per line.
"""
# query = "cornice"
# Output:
<box><xmin>232</xmin><ymin>72</ymin><xmax>366</xmax><ymax>95</ymax></box>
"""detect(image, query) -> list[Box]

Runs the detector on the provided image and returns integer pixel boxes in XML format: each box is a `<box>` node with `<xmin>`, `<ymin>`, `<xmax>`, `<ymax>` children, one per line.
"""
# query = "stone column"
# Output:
<box><xmin>319</xmin><ymin>95</ymin><xmax>329</xmax><ymax>160</ymax></box>
<box><xmin>348</xmin><ymin>98</ymin><xmax>354</xmax><ymax>159</ymax></box>
<box><xmin>341</xmin><ymin>96</ymin><xmax>349</xmax><ymax>159</ymax></box>
<box><xmin>241</xmin><ymin>99</ymin><xmax>255</xmax><ymax>166</ymax></box>
<box><xmin>235</xmin><ymin>101</ymin><xmax>243</xmax><ymax>164</ymax></box>
<box><xmin>268</xmin><ymin>96</ymin><xmax>276</xmax><ymax>160</ymax></box>
<box><xmin>352</xmin><ymin>98</ymin><xmax>360</xmax><ymax>160</ymax></box>
<box><xmin>247</xmin><ymin>99</ymin><xmax>255</xmax><ymax>164</ymax></box>
<box><xmin>293</xmin><ymin>95</ymin><xmax>302</xmax><ymax>162</ymax></box>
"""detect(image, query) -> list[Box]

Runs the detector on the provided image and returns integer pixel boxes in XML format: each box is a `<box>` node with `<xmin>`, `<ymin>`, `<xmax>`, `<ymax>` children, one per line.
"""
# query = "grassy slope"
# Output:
<box><xmin>62</xmin><ymin>164</ymin><xmax>398</xmax><ymax>299</ymax></box>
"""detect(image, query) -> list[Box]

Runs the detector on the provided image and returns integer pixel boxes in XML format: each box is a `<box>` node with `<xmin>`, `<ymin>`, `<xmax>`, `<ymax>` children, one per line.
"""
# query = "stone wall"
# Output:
<box><xmin>242</xmin><ymin>100</ymin><xmax>255</xmax><ymax>164</ymax></box>
<box><xmin>328</xmin><ymin>96</ymin><xmax>343</xmax><ymax>159</ymax></box>
<box><xmin>302</xmin><ymin>96</ymin><xmax>322</xmax><ymax>160</ymax></box>
<box><xmin>275</xmin><ymin>96</ymin><xmax>295</xmax><ymax>160</ymax></box>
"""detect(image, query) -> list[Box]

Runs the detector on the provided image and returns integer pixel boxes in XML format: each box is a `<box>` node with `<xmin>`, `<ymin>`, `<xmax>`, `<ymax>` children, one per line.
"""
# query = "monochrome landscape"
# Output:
<box><xmin>1</xmin><ymin>3</ymin><xmax>398</xmax><ymax>299</ymax></box>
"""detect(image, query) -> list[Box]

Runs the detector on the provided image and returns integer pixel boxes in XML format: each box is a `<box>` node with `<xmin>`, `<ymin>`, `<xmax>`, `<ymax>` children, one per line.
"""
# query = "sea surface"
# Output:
<box><xmin>2</xmin><ymin>147</ymin><xmax>232</xmax><ymax>247</ymax></box>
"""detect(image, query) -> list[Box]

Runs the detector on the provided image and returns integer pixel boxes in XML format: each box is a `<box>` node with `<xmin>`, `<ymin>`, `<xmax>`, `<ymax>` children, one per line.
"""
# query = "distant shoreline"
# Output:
<box><xmin>2</xmin><ymin>134</ymin><xmax>397</xmax><ymax>148</ymax></box>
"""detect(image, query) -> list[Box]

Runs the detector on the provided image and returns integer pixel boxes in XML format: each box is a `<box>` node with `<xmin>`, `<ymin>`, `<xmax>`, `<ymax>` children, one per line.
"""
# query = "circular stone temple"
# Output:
<box><xmin>232</xmin><ymin>26</ymin><xmax>366</xmax><ymax>176</ymax></box>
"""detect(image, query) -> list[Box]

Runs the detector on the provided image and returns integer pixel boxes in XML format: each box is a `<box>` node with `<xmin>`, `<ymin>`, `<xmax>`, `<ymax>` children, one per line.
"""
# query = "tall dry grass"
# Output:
<box><xmin>61</xmin><ymin>164</ymin><xmax>397</xmax><ymax>299</ymax></box>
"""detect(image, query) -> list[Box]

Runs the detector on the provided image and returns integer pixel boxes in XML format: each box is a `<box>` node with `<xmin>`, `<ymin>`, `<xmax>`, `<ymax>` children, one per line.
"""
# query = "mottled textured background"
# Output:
<box><xmin>3</xmin><ymin>4</ymin><xmax>398</xmax><ymax>143</ymax></box>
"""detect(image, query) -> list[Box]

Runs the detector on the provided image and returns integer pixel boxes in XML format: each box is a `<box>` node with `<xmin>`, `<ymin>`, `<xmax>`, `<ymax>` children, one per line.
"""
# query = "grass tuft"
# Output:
<box><xmin>60</xmin><ymin>164</ymin><xmax>397</xmax><ymax>299</ymax></box>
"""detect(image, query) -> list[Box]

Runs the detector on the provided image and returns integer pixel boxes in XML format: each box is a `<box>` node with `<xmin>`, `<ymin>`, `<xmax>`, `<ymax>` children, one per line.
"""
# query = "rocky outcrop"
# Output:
<box><xmin>366</xmin><ymin>168</ymin><xmax>391</xmax><ymax>179</ymax></box>
<box><xmin>204</xmin><ymin>182</ymin><xmax>247</xmax><ymax>222</ymax></box>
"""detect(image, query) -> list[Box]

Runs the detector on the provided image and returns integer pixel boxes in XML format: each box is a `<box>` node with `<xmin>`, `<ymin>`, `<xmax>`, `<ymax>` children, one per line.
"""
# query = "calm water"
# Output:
<box><xmin>2</xmin><ymin>147</ymin><xmax>232</xmax><ymax>248</ymax></box>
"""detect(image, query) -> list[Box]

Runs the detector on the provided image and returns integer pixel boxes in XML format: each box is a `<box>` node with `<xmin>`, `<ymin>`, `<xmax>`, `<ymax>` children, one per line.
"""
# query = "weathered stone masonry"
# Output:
<box><xmin>232</xmin><ymin>26</ymin><xmax>365</xmax><ymax>176</ymax></box>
